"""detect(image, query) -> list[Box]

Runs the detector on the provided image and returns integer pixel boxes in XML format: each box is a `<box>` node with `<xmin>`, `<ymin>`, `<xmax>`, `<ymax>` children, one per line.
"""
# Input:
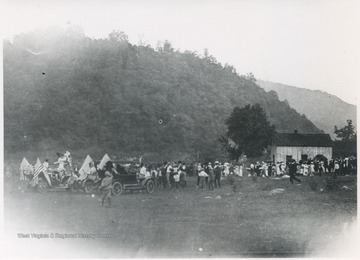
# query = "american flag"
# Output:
<box><xmin>33</xmin><ymin>164</ymin><xmax>44</xmax><ymax>178</ymax></box>
<box><xmin>30</xmin><ymin>164</ymin><xmax>44</xmax><ymax>186</ymax></box>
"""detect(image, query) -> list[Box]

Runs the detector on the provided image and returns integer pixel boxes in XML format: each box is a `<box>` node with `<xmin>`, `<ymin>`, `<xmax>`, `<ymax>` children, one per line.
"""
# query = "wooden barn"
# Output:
<box><xmin>270</xmin><ymin>130</ymin><xmax>333</xmax><ymax>163</ymax></box>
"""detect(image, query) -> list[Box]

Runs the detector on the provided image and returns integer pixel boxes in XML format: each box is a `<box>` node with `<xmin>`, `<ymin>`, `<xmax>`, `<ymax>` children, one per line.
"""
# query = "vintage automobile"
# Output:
<box><xmin>111</xmin><ymin>173</ymin><xmax>155</xmax><ymax>195</ymax></box>
<box><xmin>81</xmin><ymin>160</ymin><xmax>155</xmax><ymax>195</ymax></box>
<box><xmin>29</xmin><ymin>152</ymin><xmax>80</xmax><ymax>193</ymax></box>
<box><xmin>111</xmin><ymin>162</ymin><xmax>155</xmax><ymax>195</ymax></box>
<box><xmin>81</xmin><ymin>173</ymin><xmax>102</xmax><ymax>194</ymax></box>
<box><xmin>31</xmin><ymin>167</ymin><xmax>80</xmax><ymax>193</ymax></box>
<box><xmin>81</xmin><ymin>161</ymin><xmax>126</xmax><ymax>194</ymax></box>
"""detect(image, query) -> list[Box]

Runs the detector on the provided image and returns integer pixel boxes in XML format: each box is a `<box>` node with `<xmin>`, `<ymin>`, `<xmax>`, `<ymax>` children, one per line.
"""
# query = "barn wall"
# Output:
<box><xmin>270</xmin><ymin>146</ymin><xmax>333</xmax><ymax>163</ymax></box>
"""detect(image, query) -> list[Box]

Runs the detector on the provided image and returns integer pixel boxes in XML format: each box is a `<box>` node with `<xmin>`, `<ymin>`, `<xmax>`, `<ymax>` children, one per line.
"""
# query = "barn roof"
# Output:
<box><xmin>272</xmin><ymin>132</ymin><xmax>333</xmax><ymax>147</ymax></box>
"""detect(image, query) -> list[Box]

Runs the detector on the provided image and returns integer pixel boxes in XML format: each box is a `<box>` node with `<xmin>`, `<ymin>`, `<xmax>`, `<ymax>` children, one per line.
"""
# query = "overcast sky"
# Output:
<box><xmin>2</xmin><ymin>0</ymin><xmax>359</xmax><ymax>105</ymax></box>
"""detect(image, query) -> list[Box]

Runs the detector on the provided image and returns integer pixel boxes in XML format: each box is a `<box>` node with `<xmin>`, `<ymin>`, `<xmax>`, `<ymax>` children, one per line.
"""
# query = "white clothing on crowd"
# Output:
<box><xmin>223</xmin><ymin>165</ymin><xmax>230</xmax><ymax>176</ymax></box>
<box><xmin>303</xmin><ymin>164</ymin><xmax>309</xmax><ymax>176</ymax></box>
<box><xmin>198</xmin><ymin>170</ymin><xmax>208</xmax><ymax>177</ymax></box>
<box><xmin>139</xmin><ymin>166</ymin><xmax>147</xmax><ymax>178</ymax></box>
<box><xmin>55</xmin><ymin>156</ymin><xmax>67</xmax><ymax>172</ymax></box>
<box><xmin>174</xmin><ymin>173</ymin><xmax>180</xmax><ymax>182</ymax></box>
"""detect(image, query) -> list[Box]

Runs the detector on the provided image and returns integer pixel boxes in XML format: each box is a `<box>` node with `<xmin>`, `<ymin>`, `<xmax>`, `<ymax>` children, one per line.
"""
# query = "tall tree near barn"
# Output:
<box><xmin>333</xmin><ymin>119</ymin><xmax>357</xmax><ymax>156</ymax></box>
<box><xmin>334</xmin><ymin>119</ymin><xmax>356</xmax><ymax>142</ymax></box>
<box><xmin>220</xmin><ymin>104</ymin><xmax>276</xmax><ymax>161</ymax></box>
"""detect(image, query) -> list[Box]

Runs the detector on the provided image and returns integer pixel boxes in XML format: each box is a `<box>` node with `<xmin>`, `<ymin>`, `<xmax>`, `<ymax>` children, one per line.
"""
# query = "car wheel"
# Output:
<box><xmin>38</xmin><ymin>178</ymin><xmax>48</xmax><ymax>193</ymax></box>
<box><xmin>112</xmin><ymin>181</ymin><xmax>123</xmax><ymax>196</ymax></box>
<box><xmin>84</xmin><ymin>180</ymin><xmax>94</xmax><ymax>194</ymax></box>
<box><xmin>70</xmin><ymin>181</ymin><xmax>80</xmax><ymax>193</ymax></box>
<box><xmin>146</xmin><ymin>180</ymin><xmax>155</xmax><ymax>194</ymax></box>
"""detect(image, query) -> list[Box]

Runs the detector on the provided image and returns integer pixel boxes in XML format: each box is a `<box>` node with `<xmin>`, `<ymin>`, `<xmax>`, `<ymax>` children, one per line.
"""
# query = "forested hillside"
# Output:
<box><xmin>257</xmin><ymin>80</ymin><xmax>357</xmax><ymax>139</ymax></box>
<box><xmin>4</xmin><ymin>26</ymin><xmax>322</xmax><ymax>162</ymax></box>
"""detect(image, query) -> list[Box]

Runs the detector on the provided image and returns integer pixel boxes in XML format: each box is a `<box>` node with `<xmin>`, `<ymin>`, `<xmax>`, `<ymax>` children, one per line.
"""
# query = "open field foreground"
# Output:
<box><xmin>3</xmin><ymin>174</ymin><xmax>358</xmax><ymax>258</ymax></box>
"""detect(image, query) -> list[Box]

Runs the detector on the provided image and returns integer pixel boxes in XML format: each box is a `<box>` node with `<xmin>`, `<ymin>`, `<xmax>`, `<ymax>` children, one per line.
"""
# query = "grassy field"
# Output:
<box><xmin>3</xmin><ymin>173</ymin><xmax>358</xmax><ymax>258</ymax></box>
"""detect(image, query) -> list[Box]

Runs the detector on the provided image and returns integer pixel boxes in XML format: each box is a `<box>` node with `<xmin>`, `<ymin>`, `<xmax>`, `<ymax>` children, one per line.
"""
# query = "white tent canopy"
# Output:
<box><xmin>78</xmin><ymin>155</ymin><xmax>93</xmax><ymax>180</ymax></box>
<box><xmin>98</xmin><ymin>154</ymin><xmax>111</xmax><ymax>170</ymax></box>
<box><xmin>20</xmin><ymin>157</ymin><xmax>33</xmax><ymax>180</ymax></box>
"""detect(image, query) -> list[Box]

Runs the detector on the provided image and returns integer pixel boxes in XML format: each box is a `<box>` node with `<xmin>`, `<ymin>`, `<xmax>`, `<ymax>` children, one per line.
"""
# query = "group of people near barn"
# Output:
<box><xmin>83</xmin><ymin>157</ymin><xmax>357</xmax><ymax>191</ymax></box>
<box><xmin>248</xmin><ymin>156</ymin><xmax>357</xmax><ymax>179</ymax></box>
<box><xmin>19</xmin><ymin>153</ymin><xmax>357</xmax><ymax>193</ymax></box>
<box><xmin>16</xmin><ymin>152</ymin><xmax>356</xmax><ymax>208</ymax></box>
<box><xmin>136</xmin><ymin>161</ymin><xmax>243</xmax><ymax>191</ymax></box>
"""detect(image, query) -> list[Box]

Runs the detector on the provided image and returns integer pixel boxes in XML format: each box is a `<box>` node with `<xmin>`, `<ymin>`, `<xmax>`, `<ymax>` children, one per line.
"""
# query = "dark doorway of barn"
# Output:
<box><xmin>301</xmin><ymin>154</ymin><xmax>308</xmax><ymax>162</ymax></box>
<box><xmin>314</xmin><ymin>154</ymin><xmax>328</xmax><ymax>162</ymax></box>
<box><xmin>286</xmin><ymin>155</ymin><xmax>292</xmax><ymax>164</ymax></box>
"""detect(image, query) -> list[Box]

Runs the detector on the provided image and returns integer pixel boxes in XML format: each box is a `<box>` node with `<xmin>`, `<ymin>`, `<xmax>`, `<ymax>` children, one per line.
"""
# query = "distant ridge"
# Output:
<box><xmin>257</xmin><ymin>80</ymin><xmax>357</xmax><ymax>139</ymax></box>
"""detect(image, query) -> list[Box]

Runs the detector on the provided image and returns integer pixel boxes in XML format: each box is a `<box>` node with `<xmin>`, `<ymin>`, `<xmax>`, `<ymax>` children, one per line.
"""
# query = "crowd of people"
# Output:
<box><xmin>126</xmin><ymin>156</ymin><xmax>357</xmax><ymax>190</ymax></box>
<box><xmin>68</xmin><ymin>156</ymin><xmax>358</xmax><ymax>207</ymax></box>
<box><xmin>29</xmin><ymin>153</ymin><xmax>358</xmax><ymax>188</ymax></box>
<box><xmin>248</xmin><ymin>157</ymin><xmax>357</xmax><ymax>178</ymax></box>
<box><xmin>18</xmin><ymin>153</ymin><xmax>357</xmax><ymax>207</ymax></box>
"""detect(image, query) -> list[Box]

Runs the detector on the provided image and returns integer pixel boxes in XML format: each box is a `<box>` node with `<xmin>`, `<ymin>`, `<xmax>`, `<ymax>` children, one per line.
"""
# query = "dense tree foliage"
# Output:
<box><xmin>333</xmin><ymin>120</ymin><xmax>357</xmax><ymax>157</ymax></box>
<box><xmin>220</xmin><ymin>104</ymin><xmax>276</xmax><ymax>160</ymax></box>
<box><xmin>4</xmin><ymin>26</ymin><xmax>321</xmax><ymax>162</ymax></box>
<box><xmin>334</xmin><ymin>120</ymin><xmax>356</xmax><ymax>142</ymax></box>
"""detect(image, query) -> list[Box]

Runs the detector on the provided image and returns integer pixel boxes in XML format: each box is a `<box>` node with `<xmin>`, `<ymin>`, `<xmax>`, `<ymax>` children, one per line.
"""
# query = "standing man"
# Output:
<box><xmin>289</xmin><ymin>159</ymin><xmax>301</xmax><ymax>184</ymax></box>
<box><xmin>139</xmin><ymin>163</ymin><xmax>147</xmax><ymax>180</ymax></box>
<box><xmin>249</xmin><ymin>162</ymin><xmax>255</xmax><ymax>177</ymax></box>
<box><xmin>255</xmin><ymin>162</ymin><xmax>261</xmax><ymax>177</ymax></box>
<box><xmin>214</xmin><ymin>161</ymin><xmax>221</xmax><ymax>188</ymax></box>
<box><xmin>207</xmin><ymin>162</ymin><xmax>214</xmax><ymax>190</ymax></box>
<box><xmin>99</xmin><ymin>168</ymin><xmax>113</xmax><ymax>207</ymax></box>
<box><xmin>197</xmin><ymin>163</ymin><xmax>202</xmax><ymax>187</ymax></box>
<box><xmin>334</xmin><ymin>160</ymin><xmax>340</xmax><ymax>177</ymax></box>
<box><xmin>169</xmin><ymin>164</ymin><xmax>176</xmax><ymax>189</ymax></box>
<box><xmin>329</xmin><ymin>158</ymin><xmax>334</xmax><ymax>173</ymax></box>
<box><xmin>161</xmin><ymin>162</ymin><xmax>168</xmax><ymax>189</ymax></box>
<box><xmin>166</xmin><ymin>162</ymin><xmax>173</xmax><ymax>186</ymax></box>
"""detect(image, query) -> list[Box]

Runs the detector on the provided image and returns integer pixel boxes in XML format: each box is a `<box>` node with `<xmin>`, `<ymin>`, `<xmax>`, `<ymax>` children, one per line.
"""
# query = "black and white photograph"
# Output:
<box><xmin>1</xmin><ymin>0</ymin><xmax>359</xmax><ymax>258</ymax></box>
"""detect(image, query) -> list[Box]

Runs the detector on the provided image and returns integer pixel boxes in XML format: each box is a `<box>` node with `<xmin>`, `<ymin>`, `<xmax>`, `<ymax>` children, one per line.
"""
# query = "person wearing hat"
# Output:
<box><xmin>214</xmin><ymin>161</ymin><xmax>221</xmax><ymax>188</ymax></box>
<box><xmin>99</xmin><ymin>166</ymin><xmax>113</xmax><ymax>207</ymax></box>
<box><xmin>289</xmin><ymin>159</ymin><xmax>301</xmax><ymax>184</ymax></box>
